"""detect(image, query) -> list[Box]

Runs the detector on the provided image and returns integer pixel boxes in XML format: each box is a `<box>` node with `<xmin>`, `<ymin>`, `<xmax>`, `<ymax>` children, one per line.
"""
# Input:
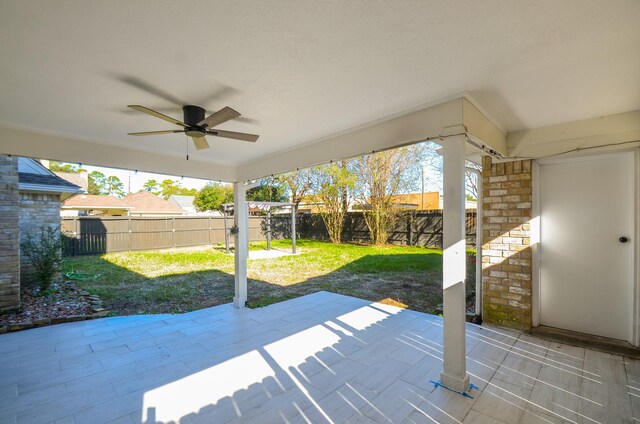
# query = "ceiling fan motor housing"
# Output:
<box><xmin>183</xmin><ymin>105</ymin><xmax>206</xmax><ymax>126</ymax></box>
<box><xmin>183</xmin><ymin>105</ymin><xmax>207</xmax><ymax>137</ymax></box>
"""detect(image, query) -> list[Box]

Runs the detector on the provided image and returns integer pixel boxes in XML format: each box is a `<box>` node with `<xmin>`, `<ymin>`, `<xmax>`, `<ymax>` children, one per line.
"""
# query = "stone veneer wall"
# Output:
<box><xmin>481</xmin><ymin>156</ymin><xmax>533</xmax><ymax>331</ymax></box>
<box><xmin>0</xmin><ymin>156</ymin><xmax>20</xmax><ymax>312</ymax></box>
<box><xmin>19</xmin><ymin>192</ymin><xmax>62</xmax><ymax>284</ymax></box>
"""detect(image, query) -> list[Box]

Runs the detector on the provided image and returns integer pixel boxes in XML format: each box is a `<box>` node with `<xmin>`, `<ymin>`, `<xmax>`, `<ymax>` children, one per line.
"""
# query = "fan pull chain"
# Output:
<box><xmin>185</xmin><ymin>135</ymin><xmax>189</xmax><ymax>161</ymax></box>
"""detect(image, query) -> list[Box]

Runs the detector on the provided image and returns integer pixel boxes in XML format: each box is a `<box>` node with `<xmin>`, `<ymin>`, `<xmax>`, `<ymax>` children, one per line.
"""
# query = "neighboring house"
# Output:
<box><xmin>123</xmin><ymin>191</ymin><xmax>186</xmax><ymax>216</ymax></box>
<box><xmin>390</xmin><ymin>191</ymin><xmax>440</xmax><ymax>210</ymax></box>
<box><xmin>18</xmin><ymin>158</ymin><xmax>84</xmax><ymax>286</ymax></box>
<box><xmin>61</xmin><ymin>194</ymin><xmax>132</xmax><ymax>217</ymax></box>
<box><xmin>18</xmin><ymin>158</ymin><xmax>84</xmax><ymax>201</ymax></box>
<box><xmin>0</xmin><ymin>155</ymin><xmax>84</xmax><ymax>310</ymax></box>
<box><xmin>350</xmin><ymin>202</ymin><xmax>419</xmax><ymax>211</ymax></box>
<box><xmin>296</xmin><ymin>196</ymin><xmax>368</xmax><ymax>214</ymax></box>
<box><xmin>53</xmin><ymin>171</ymin><xmax>89</xmax><ymax>192</ymax></box>
<box><xmin>169</xmin><ymin>195</ymin><xmax>223</xmax><ymax>216</ymax></box>
<box><xmin>299</xmin><ymin>192</ymin><xmax>443</xmax><ymax>213</ymax></box>
<box><xmin>168</xmin><ymin>195</ymin><xmax>196</xmax><ymax>214</ymax></box>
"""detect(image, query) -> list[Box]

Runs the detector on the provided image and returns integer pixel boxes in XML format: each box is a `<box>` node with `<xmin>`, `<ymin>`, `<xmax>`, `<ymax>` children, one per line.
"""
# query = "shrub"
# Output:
<box><xmin>20</xmin><ymin>225</ymin><xmax>63</xmax><ymax>292</ymax></box>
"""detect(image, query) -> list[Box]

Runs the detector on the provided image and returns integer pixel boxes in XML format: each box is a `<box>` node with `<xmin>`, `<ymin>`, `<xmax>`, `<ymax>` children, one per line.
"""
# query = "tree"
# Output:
<box><xmin>465</xmin><ymin>161</ymin><xmax>482</xmax><ymax>201</ymax></box>
<box><xmin>194</xmin><ymin>183</ymin><xmax>233</xmax><ymax>212</ymax></box>
<box><xmin>276</xmin><ymin>168</ymin><xmax>316</xmax><ymax>206</ymax></box>
<box><xmin>416</xmin><ymin>142</ymin><xmax>444</xmax><ymax>194</ymax></box>
<box><xmin>87</xmin><ymin>171</ymin><xmax>125</xmax><ymax>197</ymax></box>
<box><xmin>352</xmin><ymin>146</ymin><xmax>419</xmax><ymax>244</ymax></box>
<box><xmin>159</xmin><ymin>179</ymin><xmax>181</xmax><ymax>199</ymax></box>
<box><xmin>421</xmin><ymin>143</ymin><xmax>482</xmax><ymax>200</ymax></box>
<box><xmin>88</xmin><ymin>171</ymin><xmax>106</xmax><ymax>195</ymax></box>
<box><xmin>315</xmin><ymin>161</ymin><xmax>355</xmax><ymax>243</ymax></box>
<box><xmin>142</xmin><ymin>179</ymin><xmax>160</xmax><ymax>194</ymax></box>
<box><xmin>104</xmin><ymin>176</ymin><xmax>125</xmax><ymax>197</ymax></box>
<box><xmin>158</xmin><ymin>179</ymin><xmax>197</xmax><ymax>200</ymax></box>
<box><xmin>246</xmin><ymin>179</ymin><xmax>288</xmax><ymax>203</ymax></box>
<box><xmin>49</xmin><ymin>161</ymin><xmax>86</xmax><ymax>173</ymax></box>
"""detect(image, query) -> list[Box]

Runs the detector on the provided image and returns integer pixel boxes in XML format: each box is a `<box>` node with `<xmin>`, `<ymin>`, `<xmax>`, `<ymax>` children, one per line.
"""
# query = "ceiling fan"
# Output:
<box><xmin>127</xmin><ymin>104</ymin><xmax>259</xmax><ymax>150</ymax></box>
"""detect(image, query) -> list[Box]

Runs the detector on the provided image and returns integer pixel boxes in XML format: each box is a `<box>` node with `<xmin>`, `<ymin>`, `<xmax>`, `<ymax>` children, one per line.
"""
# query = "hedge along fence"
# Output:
<box><xmin>61</xmin><ymin>210</ymin><xmax>477</xmax><ymax>256</ymax></box>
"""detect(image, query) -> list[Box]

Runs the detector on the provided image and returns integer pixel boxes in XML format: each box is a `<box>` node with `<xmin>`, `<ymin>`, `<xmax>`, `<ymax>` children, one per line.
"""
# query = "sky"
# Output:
<box><xmin>60</xmin><ymin>160</ymin><xmax>444</xmax><ymax>195</ymax></box>
<box><xmin>67</xmin><ymin>163</ymin><xmax>215</xmax><ymax>193</ymax></box>
<box><xmin>56</xmin><ymin>141</ymin><xmax>445</xmax><ymax>196</ymax></box>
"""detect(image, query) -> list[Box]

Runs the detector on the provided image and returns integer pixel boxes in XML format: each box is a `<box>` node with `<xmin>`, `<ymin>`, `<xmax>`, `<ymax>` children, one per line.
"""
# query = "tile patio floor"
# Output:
<box><xmin>1</xmin><ymin>291</ymin><xmax>638</xmax><ymax>424</ymax></box>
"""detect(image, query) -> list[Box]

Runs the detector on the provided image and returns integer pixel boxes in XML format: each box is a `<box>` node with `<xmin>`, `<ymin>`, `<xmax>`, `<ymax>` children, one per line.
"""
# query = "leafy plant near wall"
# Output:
<box><xmin>20</xmin><ymin>225</ymin><xmax>63</xmax><ymax>293</ymax></box>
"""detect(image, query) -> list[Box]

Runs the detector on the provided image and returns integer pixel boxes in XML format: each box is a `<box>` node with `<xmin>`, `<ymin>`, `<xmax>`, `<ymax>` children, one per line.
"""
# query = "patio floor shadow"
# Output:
<box><xmin>0</xmin><ymin>291</ymin><xmax>638</xmax><ymax>423</ymax></box>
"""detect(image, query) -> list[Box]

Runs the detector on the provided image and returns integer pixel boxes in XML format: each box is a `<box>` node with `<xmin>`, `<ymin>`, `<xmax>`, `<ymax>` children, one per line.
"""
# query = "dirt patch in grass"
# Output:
<box><xmin>247</xmin><ymin>270</ymin><xmax>444</xmax><ymax>313</ymax></box>
<box><xmin>104</xmin><ymin>274</ymin><xmax>236</xmax><ymax>315</ymax></box>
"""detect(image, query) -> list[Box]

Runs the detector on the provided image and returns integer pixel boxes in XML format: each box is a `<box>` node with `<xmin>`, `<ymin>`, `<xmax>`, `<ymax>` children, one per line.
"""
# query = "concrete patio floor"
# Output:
<box><xmin>1</xmin><ymin>291</ymin><xmax>638</xmax><ymax>424</ymax></box>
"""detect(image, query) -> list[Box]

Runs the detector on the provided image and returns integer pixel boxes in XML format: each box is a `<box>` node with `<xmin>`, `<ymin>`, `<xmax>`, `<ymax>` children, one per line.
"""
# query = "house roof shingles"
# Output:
<box><xmin>123</xmin><ymin>192</ymin><xmax>185</xmax><ymax>214</ymax></box>
<box><xmin>18</xmin><ymin>172</ymin><xmax>84</xmax><ymax>193</ymax></box>
<box><xmin>62</xmin><ymin>194</ymin><xmax>130</xmax><ymax>209</ymax></box>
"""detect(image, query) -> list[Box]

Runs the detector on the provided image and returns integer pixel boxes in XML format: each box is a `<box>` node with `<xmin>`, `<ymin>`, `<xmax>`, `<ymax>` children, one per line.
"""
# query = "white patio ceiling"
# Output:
<box><xmin>1</xmin><ymin>1</ymin><xmax>639</xmax><ymax>182</ymax></box>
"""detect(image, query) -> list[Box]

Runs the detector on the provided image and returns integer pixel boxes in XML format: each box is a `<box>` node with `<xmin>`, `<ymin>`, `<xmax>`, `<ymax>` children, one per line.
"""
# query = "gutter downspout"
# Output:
<box><xmin>465</xmin><ymin>167</ymin><xmax>483</xmax><ymax>322</ymax></box>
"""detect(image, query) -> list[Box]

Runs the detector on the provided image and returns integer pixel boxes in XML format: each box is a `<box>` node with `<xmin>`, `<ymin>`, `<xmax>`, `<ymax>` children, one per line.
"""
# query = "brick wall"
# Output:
<box><xmin>19</xmin><ymin>192</ymin><xmax>62</xmax><ymax>284</ymax></box>
<box><xmin>481</xmin><ymin>156</ymin><xmax>533</xmax><ymax>331</ymax></box>
<box><xmin>0</xmin><ymin>156</ymin><xmax>20</xmax><ymax>312</ymax></box>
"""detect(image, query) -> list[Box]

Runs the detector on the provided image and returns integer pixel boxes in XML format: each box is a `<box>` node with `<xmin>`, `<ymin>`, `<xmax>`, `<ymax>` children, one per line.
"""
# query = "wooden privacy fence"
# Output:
<box><xmin>61</xmin><ymin>210</ymin><xmax>476</xmax><ymax>256</ymax></box>
<box><xmin>294</xmin><ymin>210</ymin><xmax>477</xmax><ymax>248</ymax></box>
<box><xmin>61</xmin><ymin>216</ymin><xmax>265</xmax><ymax>256</ymax></box>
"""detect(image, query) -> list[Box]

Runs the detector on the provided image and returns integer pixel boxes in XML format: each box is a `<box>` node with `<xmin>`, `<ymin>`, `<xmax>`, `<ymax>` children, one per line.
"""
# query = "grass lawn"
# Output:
<box><xmin>64</xmin><ymin>239</ymin><xmax>475</xmax><ymax>316</ymax></box>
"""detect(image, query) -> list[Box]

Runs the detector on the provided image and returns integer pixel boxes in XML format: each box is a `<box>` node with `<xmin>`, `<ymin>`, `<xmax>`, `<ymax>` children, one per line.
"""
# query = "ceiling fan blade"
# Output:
<box><xmin>128</xmin><ymin>105</ymin><xmax>187</xmax><ymax>127</ymax></box>
<box><xmin>197</xmin><ymin>106</ymin><xmax>241</xmax><ymax>128</ymax></box>
<box><xmin>128</xmin><ymin>130</ymin><xmax>183</xmax><ymax>136</ymax></box>
<box><xmin>191</xmin><ymin>136</ymin><xmax>209</xmax><ymax>150</ymax></box>
<box><xmin>117</xmin><ymin>75</ymin><xmax>185</xmax><ymax>105</ymax></box>
<box><xmin>207</xmin><ymin>129</ymin><xmax>259</xmax><ymax>142</ymax></box>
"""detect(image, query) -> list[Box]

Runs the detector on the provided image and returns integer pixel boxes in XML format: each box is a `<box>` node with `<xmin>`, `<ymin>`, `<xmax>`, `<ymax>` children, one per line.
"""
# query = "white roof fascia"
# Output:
<box><xmin>19</xmin><ymin>183</ymin><xmax>84</xmax><ymax>194</ymax></box>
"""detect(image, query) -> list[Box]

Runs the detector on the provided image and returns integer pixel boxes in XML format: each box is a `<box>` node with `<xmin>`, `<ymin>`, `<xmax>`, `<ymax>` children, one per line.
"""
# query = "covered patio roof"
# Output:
<box><xmin>0</xmin><ymin>1</ymin><xmax>638</xmax><ymax>181</ymax></box>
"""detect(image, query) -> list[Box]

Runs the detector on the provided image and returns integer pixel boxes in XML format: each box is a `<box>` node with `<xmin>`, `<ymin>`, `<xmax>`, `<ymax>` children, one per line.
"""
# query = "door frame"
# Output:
<box><xmin>532</xmin><ymin>149</ymin><xmax>639</xmax><ymax>345</ymax></box>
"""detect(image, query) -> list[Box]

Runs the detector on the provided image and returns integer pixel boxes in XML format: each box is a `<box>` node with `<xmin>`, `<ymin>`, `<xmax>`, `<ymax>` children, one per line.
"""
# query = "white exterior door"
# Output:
<box><xmin>539</xmin><ymin>153</ymin><xmax>634</xmax><ymax>341</ymax></box>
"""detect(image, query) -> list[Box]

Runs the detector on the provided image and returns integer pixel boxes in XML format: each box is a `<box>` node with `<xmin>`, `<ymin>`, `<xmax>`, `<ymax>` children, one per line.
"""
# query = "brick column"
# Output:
<box><xmin>0</xmin><ymin>155</ymin><xmax>20</xmax><ymax>312</ymax></box>
<box><xmin>481</xmin><ymin>156</ymin><xmax>533</xmax><ymax>331</ymax></box>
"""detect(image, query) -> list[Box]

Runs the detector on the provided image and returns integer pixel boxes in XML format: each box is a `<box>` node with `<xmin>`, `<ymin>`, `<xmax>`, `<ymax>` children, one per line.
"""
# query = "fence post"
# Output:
<box><xmin>224</xmin><ymin>211</ymin><xmax>229</xmax><ymax>254</ymax></box>
<box><xmin>407</xmin><ymin>214</ymin><xmax>412</xmax><ymax>246</ymax></box>
<box><xmin>128</xmin><ymin>216</ymin><xmax>132</xmax><ymax>252</ymax></box>
<box><xmin>266</xmin><ymin>210</ymin><xmax>271</xmax><ymax>251</ymax></box>
<box><xmin>74</xmin><ymin>217</ymin><xmax>79</xmax><ymax>256</ymax></box>
<box><xmin>291</xmin><ymin>206</ymin><xmax>296</xmax><ymax>254</ymax></box>
<box><xmin>208</xmin><ymin>216</ymin><xmax>211</xmax><ymax>246</ymax></box>
<box><xmin>172</xmin><ymin>217</ymin><xmax>176</xmax><ymax>248</ymax></box>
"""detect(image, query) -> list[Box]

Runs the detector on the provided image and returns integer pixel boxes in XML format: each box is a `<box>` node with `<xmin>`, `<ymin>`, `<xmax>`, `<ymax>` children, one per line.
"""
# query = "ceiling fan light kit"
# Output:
<box><xmin>127</xmin><ymin>104</ymin><xmax>259</xmax><ymax>152</ymax></box>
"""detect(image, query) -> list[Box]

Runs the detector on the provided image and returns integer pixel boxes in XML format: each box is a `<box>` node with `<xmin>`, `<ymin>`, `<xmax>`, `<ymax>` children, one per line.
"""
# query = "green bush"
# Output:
<box><xmin>20</xmin><ymin>225</ymin><xmax>62</xmax><ymax>292</ymax></box>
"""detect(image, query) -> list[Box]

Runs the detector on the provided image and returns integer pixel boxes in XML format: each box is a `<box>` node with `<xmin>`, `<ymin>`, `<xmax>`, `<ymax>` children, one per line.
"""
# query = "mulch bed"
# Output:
<box><xmin>0</xmin><ymin>280</ymin><xmax>107</xmax><ymax>333</ymax></box>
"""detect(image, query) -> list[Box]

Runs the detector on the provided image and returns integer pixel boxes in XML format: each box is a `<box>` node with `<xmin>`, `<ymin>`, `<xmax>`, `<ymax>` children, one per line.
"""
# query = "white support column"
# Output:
<box><xmin>440</xmin><ymin>134</ymin><xmax>470</xmax><ymax>392</ymax></box>
<box><xmin>233</xmin><ymin>182</ymin><xmax>248</xmax><ymax>308</ymax></box>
